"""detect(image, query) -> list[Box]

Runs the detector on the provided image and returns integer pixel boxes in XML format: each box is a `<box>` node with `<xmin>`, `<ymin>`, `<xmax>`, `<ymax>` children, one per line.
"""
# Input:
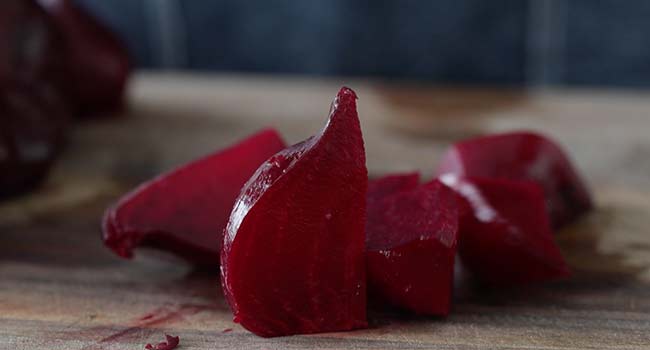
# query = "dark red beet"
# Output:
<box><xmin>440</xmin><ymin>174</ymin><xmax>570</xmax><ymax>286</ymax></box>
<box><xmin>102</xmin><ymin>129</ymin><xmax>286</xmax><ymax>265</ymax></box>
<box><xmin>436</xmin><ymin>131</ymin><xmax>592</xmax><ymax>229</ymax></box>
<box><xmin>0</xmin><ymin>0</ymin><xmax>69</xmax><ymax>198</ymax></box>
<box><xmin>221</xmin><ymin>87</ymin><xmax>367</xmax><ymax>337</ymax></box>
<box><xmin>366</xmin><ymin>178</ymin><xmax>458</xmax><ymax>316</ymax></box>
<box><xmin>37</xmin><ymin>0</ymin><xmax>131</xmax><ymax>117</ymax></box>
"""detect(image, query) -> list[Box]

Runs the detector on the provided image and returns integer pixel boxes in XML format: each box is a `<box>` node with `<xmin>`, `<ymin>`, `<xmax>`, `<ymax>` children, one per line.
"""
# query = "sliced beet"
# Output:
<box><xmin>436</xmin><ymin>131</ymin><xmax>592</xmax><ymax>229</ymax></box>
<box><xmin>366</xmin><ymin>178</ymin><xmax>459</xmax><ymax>315</ymax></box>
<box><xmin>221</xmin><ymin>87</ymin><xmax>367</xmax><ymax>337</ymax></box>
<box><xmin>440</xmin><ymin>174</ymin><xmax>570</xmax><ymax>286</ymax></box>
<box><xmin>37</xmin><ymin>0</ymin><xmax>131</xmax><ymax>117</ymax></box>
<box><xmin>0</xmin><ymin>0</ymin><xmax>70</xmax><ymax>198</ymax></box>
<box><xmin>102</xmin><ymin>129</ymin><xmax>286</xmax><ymax>265</ymax></box>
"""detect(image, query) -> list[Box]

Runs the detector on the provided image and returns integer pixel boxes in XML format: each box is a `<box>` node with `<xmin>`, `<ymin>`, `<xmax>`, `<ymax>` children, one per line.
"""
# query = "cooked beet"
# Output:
<box><xmin>102</xmin><ymin>129</ymin><xmax>286</xmax><ymax>265</ymax></box>
<box><xmin>436</xmin><ymin>131</ymin><xmax>592</xmax><ymax>229</ymax></box>
<box><xmin>441</xmin><ymin>174</ymin><xmax>570</xmax><ymax>286</ymax></box>
<box><xmin>366</xmin><ymin>177</ymin><xmax>459</xmax><ymax>315</ymax></box>
<box><xmin>221</xmin><ymin>87</ymin><xmax>367</xmax><ymax>337</ymax></box>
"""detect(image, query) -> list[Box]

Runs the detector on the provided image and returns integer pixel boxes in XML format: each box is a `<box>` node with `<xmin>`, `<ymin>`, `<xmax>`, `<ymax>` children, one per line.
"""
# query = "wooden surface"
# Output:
<box><xmin>1</xmin><ymin>73</ymin><xmax>650</xmax><ymax>349</ymax></box>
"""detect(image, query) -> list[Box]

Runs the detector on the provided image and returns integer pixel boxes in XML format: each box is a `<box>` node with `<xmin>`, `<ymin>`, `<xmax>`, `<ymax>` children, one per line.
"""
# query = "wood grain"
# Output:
<box><xmin>1</xmin><ymin>73</ymin><xmax>650</xmax><ymax>349</ymax></box>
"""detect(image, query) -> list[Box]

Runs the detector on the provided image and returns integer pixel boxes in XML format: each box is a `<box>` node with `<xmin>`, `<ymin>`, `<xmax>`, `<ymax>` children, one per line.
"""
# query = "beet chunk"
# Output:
<box><xmin>102</xmin><ymin>129</ymin><xmax>286</xmax><ymax>265</ymax></box>
<box><xmin>436</xmin><ymin>131</ymin><xmax>592</xmax><ymax>229</ymax></box>
<box><xmin>366</xmin><ymin>178</ymin><xmax>459</xmax><ymax>315</ymax></box>
<box><xmin>37</xmin><ymin>0</ymin><xmax>131</xmax><ymax>117</ymax></box>
<box><xmin>441</xmin><ymin>174</ymin><xmax>570</xmax><ymax>286</ymax></box>
<box><xmin>0</xmin><ymin>0</ymin><xmax>70</xmax><ymax>198</ymax></box>
<box><xmin>221</xmin><ymin>87</ymin><xmax>368</xmax><ymax>337</ymax></box>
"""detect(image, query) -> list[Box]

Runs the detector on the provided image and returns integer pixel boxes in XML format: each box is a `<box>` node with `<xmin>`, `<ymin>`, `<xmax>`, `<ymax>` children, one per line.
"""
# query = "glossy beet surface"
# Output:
<box><xmin>222</xmin><ymin>87</ymin><xmax>367</xmax><ymax>337</ymax></box>
<box><xmin>102</xmin><ymin>129</ymin><xmax>286</xmax><ymax>265</ymax></box>
<box><xmin>441</xmin><ymin>175</ymin><xmax>570</xmax><ymax>286</ymax></box>
<box><xmin>38</xmin><ymin>0</ymin><xmax>131</xmax><ymax>117</ymax></box>
<box><xmin>367</xmin><ymin>178</ymin><xmax>459</xmax><ymax>315</ymax></box>
<box><xmin>436</xmin><ymin>131</ymin><xmax>592</xmax><ymax>229</ymax></box>
<box><xmin>0</xmin><ymin>0</ymin><xmax>69</xmax><ymax>198</ymax></box>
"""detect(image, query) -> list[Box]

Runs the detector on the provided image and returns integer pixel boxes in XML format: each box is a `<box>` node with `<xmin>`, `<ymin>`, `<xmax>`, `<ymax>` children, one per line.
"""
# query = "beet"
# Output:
<box><xmin>1</xmin><ymin>0</ymin><xmax>131</xmax><ymax>197</ymax></box>
<box><xmin>37</xmin><ymin>0</ymin><xmax>131</xmax><ymax>117</ymax></box>
<box><xmin>102</xmin><ymin>129</ymin><xmax>286</xmax><ymax>265</ymax></box>
<box><xmin>366</xmin><ymin>177</ymin><xmax>459</xmax><ymax>315</ymax></box>
<box><xmin>221</xmin><ymin>87</ymin><xmax>367</xmax><ymax>337</ymax></box>
<box><xmin>0</xmin><ymin>0</ymin><xmax>69</xmax><ymax>198</ymax></box>
<box><xmin>436</xmin><ymin>131</ymin><xmax>592</xmax><ymax>229</ymax></box>
<box><xmin>440</xmin><ymin>174</ymin><xmax>570</xmax><ymax>286</ymax></box>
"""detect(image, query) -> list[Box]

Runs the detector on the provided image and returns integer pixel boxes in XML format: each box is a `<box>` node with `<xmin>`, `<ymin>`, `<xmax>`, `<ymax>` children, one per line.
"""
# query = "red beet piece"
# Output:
<box><xmin>221</xmin><ymin>87</ymin><xmax>368</xmax><ymax>337</ymax></box>
<box><xmin>37</xmin><ymin>0</ymin><xmax>131</xmax><ymax>117</ymax></box>
<box><xmin>102</xmin><ymin>129</ymin><xmax>286</xmax><ymax>265</ymax></box>
<box><xmin>440</xmin><ymin>174</ymin><xmax>570</xmax><ymax>286</ymax></box>
<box><xmin>145</xmin><ymin>334</ymin><xmax>179</xmax><ymax>350</ymax></box>
<box><xmin>366</xmin><ymin>178</ymin><xmax>458</xmax><ymax>316</ymax></box>
<box><xmin>436</xmin><ymin>131</ymin><xmax>592</xmax><ymax>229</ymax></box>
<box><xmin>366</xmin><ymin>173</ymin><xmax>420</xmax><ymax>248</ymax></box>
<box><xmin>0</xmin><ymin>0</ymin><xmax>70</xmax><ymax>198</ymax></box>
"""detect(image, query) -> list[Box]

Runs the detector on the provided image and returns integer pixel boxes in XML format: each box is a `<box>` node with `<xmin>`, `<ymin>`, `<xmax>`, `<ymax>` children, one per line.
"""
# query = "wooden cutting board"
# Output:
<box><xmin>1</xmin><ymin>73</ymin><xmax>649</xmax><ymax>350</ymax></box>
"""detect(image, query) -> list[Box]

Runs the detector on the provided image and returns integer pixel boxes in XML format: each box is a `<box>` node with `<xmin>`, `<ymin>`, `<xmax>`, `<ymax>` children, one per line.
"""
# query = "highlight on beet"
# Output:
<box><xmin>440</xmin><ymin>174</ymin><xmax>571</xmax><ymax>286</ymax></box>
<box><xmin>221</xmin><ymin>87</ymin><xmax>367</xmax><ymax>337</ymax></box>
<box><xmin>102</xmin><ymin>129</ymin><xmax>286</xmax><ymax>265</ymax></box>
<box><xmin>436</xmin><ymin>131</ymin><xmax>593</xmax><ymax>229</ymax></box>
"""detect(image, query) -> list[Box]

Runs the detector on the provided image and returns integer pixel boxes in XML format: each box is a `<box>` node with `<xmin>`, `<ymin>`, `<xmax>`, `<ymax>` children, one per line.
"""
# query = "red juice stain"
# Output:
<box><xmin>76</xmin><ymin>303</ymin><xmax>217</xmax><ymax>349</ymax></box>
<box><xmin>145</xmin><ymin>334</ymin><xmax>180</xmax><ymax>350</ymax></box>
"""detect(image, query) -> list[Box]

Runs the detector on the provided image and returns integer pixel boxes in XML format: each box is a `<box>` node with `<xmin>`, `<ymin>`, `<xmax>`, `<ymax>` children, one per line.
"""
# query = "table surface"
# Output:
<box><xmin>1</xmin><ymin>73</ymin><xmax>650</xmax><ymax>350</ymax></box>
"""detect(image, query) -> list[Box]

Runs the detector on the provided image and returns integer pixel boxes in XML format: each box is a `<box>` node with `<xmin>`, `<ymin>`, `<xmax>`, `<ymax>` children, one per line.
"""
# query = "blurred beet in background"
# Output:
<box><xmin>1</xmin><ymin>0</ymin><xmax>130</xmax><ymax>199</ymax></box>
<box><xmin>3</xmin><ymin>0</ymin><xmax>650</xmax><ymax>197</ymax></box>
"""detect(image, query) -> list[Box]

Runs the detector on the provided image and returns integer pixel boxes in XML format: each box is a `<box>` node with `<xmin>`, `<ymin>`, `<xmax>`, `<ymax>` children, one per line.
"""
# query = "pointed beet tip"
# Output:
<box><xmin>338</xmin><ymin>86</ymin><xmax>358</xmax><ymax>100</ymax></box>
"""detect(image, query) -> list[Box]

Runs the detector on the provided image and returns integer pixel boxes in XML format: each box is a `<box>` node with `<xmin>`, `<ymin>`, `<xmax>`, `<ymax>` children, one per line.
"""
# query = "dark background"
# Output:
<box><xmin>78</xmin><ymin>0</ymin><xmax>650</xmax><ymax>87</ymax></box>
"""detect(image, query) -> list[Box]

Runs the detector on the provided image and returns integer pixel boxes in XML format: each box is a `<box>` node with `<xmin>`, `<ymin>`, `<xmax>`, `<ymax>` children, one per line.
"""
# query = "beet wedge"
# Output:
<box><xmin>436</xmin><ymin>131</ymin><xmax>592</xmax><ymax>229</ymax></box>
<box><xmin>102</xmin><ymin>129</ymin><xmax>286</xmax><ymax>265</ymax></box>
<box><xmin>367</xmin><ymin>177</ymin><xmax>459</xmax><ymax>315</ymax></box>
<box><xmin>221</xmin><ymin>87</ymin><xmax>367</xmax><ymax>337</ymax></box>
<box><xmin>441</xmin><ymin>174</ymin><xmax>570</xmax><ymax>286</ymax></box>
